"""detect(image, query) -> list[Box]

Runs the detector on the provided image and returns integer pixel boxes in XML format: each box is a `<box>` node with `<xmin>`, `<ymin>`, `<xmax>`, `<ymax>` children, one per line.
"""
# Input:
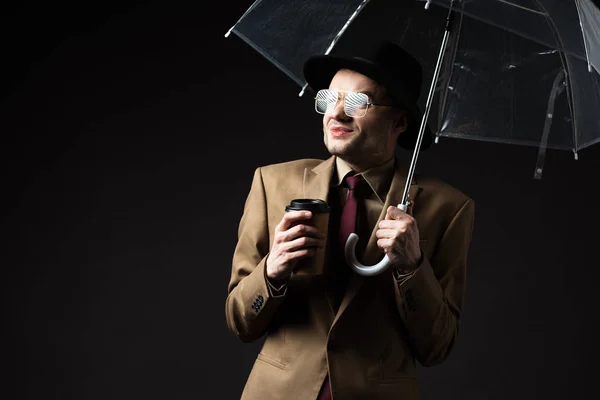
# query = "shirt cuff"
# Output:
<box><xmin>392</xmin><ymin>249</ymin><xmax>424</xmax><ymax>285</ymax></box>
<box><xmin>393</xmin><ymin>266</ymin><xmax>419</xmax><ymax>285</ymax></box>
<box><xmin>264</xmin><ymin>268</ymin><xmax>288</xmax><ymax>298</ymax></box>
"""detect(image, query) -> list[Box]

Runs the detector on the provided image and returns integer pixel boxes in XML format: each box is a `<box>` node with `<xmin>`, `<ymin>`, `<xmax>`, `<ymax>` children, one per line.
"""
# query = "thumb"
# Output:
<box><xmin>386</xmin><ymin>205</ymin><xmax>404</xmax><ymax>220</ymax></box>
<box><xmin>396</xmin><ymin>201</ymin><xmax>414</xmax><ymax>216</ymax></box>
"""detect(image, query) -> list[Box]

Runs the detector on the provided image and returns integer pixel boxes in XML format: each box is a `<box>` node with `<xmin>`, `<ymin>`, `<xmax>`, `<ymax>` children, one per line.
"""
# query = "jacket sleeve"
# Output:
<box><xmin>225</xmin><ymin>167</ymin><xmax>287</xmax><ymax>342</ymax></box>
<box><xmin>393</xmin><ymin>197</ymin><xmax>475</xmax><ymax>366</ymax></box>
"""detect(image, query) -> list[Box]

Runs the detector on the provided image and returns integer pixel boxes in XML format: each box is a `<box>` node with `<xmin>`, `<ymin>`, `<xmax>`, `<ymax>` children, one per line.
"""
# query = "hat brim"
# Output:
<box><xmin>303</xmin><ymin>55</ymin><xmax>433</xmax><ymax>151</ymax></box>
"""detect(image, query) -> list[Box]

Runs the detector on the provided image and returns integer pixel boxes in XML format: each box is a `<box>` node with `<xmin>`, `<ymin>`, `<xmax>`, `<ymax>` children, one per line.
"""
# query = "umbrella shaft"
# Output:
<box><xmin>401</xmin><ymin>4</ymin><xmax>456</xmax><ymax>208</ymax></box>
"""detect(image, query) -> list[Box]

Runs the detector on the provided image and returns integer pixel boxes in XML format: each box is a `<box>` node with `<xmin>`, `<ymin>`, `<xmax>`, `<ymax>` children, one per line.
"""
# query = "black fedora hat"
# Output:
<box><xmin>302</xmin><ymin>40</ymin><xmax>432</xmax><ymax>151</ymax></box>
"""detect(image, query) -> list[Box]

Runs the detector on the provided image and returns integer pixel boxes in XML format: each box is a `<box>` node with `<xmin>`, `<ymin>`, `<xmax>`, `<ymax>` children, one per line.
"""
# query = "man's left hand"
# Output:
<box><xmin>376</xmin><ymin>205</ymin><xmax>422</xmax><ymax>273</ymax></box>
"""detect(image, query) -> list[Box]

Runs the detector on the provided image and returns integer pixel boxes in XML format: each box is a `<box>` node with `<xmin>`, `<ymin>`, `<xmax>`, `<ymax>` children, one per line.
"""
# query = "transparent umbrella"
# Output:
<box><xmin>225</xmin><ymin>0</ymin><xmax>600</xmax><ymax>275</ymax></box>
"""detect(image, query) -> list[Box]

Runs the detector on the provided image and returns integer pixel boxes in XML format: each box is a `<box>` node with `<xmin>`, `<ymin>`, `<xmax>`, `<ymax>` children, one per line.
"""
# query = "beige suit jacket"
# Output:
<box><xmin>226</xmin><ymin>156</ymin><xmax>475</xmax><ymax>400</ymax></box>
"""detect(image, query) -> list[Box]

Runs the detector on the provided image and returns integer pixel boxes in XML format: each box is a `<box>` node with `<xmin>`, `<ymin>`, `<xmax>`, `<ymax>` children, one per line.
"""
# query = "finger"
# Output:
<box><xmin>283</xmin><ymin>236</ymin><xmax>324</xmax><ymax>252</ymax></box>
<box><xmin>385</xmin><ymin>206</ymin><xmax>406</xmax><ymax>221</ymax></box>
<box><xmin>377</xmin><ymin>238</ymin><xmax>395</xmax><ymax>252</ymax></box>
<box><xmin>277</xmin><ymin>211</ymin><xmax>313</xmax><ymax>231</ymax></box>
<box><xmin>375</xmin><ymin>228</ymin><xmax>399</xmax><ymax>240</ymax></box>
<box><xmin>283</xmin><ymin>223</ymin><xmax>324</xmax><ymax>242</ymax></box>
<box><xmin>288</xmin><ymin>247</ymin><xmax>318</xmax><ymax>262</ymax></box>
<box><xmin>378</xmin><ymin>219</ymin><xmax>405</xmax><ymax>230</ymax></box>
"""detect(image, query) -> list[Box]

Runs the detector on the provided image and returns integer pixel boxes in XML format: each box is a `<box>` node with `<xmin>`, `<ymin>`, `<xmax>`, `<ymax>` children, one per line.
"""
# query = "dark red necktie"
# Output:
<box><xmin>318</xmin><ymin>173</ymin><xmax>368</xmax><ymax>400</ymax></box>
<box><xmin>338</xmin><ymin>174</ymin><xmax>368</xmax><ymax>253</ymax></box>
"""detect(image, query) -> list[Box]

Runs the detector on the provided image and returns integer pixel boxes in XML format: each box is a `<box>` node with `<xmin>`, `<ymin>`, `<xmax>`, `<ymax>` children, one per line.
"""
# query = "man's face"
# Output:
<box><xmin>322</xmin><ymin>69</ymin><xmax>407</xmax><ymax>169</ymax></box>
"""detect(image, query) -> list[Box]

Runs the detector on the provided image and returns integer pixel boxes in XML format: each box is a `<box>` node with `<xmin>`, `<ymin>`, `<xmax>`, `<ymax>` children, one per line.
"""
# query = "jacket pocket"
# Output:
<box><xmin>257</xmin><ymin>326</ymin><xmax>287</xmax><ymax>369</ymax></box>
<box><xmin>257</xmin><ymin>352</ymin><xmax>286</xmax><ymax>370</ymax></box>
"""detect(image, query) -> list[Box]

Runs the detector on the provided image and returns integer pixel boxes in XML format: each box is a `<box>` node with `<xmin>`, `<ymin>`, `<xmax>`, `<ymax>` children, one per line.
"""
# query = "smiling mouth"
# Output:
<box><xmin>329</xmin><ymin>127</ymin><xmax>353</xmax><ymax>137</ymax></box>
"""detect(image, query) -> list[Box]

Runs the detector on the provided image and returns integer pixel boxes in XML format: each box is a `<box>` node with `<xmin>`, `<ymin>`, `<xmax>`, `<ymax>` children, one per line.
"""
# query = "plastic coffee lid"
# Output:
<box><xmin>285</xmin><ymin>199</ymin><xmax>330</xmax><ymax>213</ymax></box>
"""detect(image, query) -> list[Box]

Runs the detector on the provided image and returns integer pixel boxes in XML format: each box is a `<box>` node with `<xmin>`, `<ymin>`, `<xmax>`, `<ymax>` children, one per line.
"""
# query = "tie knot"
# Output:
<box><xmin>344</xmin><ymin>173</ymin><xmax>366</xmax><ymax>191</ymax></box>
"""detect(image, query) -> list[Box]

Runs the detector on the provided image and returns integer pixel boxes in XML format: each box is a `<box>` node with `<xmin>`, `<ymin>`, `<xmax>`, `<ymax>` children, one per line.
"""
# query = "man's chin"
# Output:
<box><xmin>327</xmin><ymin>133</ymin><xmax>354</xmax><ymax>147</ymax></box>
<box><xmin>326</xmin><ymin>142</ymin><xmax>360</xmax><ymax>159</ymax></box>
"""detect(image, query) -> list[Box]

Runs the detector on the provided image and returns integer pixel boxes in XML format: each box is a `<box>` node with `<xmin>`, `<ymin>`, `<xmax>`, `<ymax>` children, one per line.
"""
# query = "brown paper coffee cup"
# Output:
<box><xmin>285</xmin><ymin>199</ymin><xmax>330</xmax><ymax>275</ymax></box>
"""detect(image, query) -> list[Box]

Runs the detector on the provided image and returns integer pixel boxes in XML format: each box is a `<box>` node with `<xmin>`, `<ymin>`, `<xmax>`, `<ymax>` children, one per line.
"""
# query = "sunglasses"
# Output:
<box><xmin>314</xmin><ymin>89</ymin><xmax>394</xmax><ymax>118</ymax></box>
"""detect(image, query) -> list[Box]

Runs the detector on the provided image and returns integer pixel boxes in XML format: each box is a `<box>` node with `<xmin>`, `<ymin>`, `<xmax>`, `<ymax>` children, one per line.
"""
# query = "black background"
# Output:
<box><xmin>3</xmin><ymin>1</ymin><xmax>600</xmax><ymax>399</ymax></box>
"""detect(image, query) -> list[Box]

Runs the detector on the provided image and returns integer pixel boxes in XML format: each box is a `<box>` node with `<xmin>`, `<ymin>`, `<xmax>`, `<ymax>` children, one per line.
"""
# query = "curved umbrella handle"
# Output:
<box><xmin>345</xmin><ymin>233</ymin><xmax>391</xmax><ymax>276</ymax></box>
<box><xmin>345</xmin><ymin>203</ymin><xmax>408</xmax><ymax>276</ymax></box>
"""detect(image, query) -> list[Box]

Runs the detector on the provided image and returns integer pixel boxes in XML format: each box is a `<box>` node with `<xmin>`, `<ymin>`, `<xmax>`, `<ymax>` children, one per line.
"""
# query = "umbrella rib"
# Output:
<box><xmin>532</xmin><ymin>0</ymin><xmax>580</xmax><ymax>154</ymax></box>
<box><xmin>534</xmin><ymin>69</ymin><xmax>566</xmax><ymax>179</ymax></box>
<box><xmin>433</xmin><ymin>2</ymin><xmax>587</xmax><ymax>63</ymax></box>
<box><xmin>233</xmin><ymin>30</ymin><xmax>305</xmax><ymax>88</ymax></box>
<box><xmin>323</xmin><ymin>0</ymin><xmax>372</xmax><ymax>55</ymax></box>
<box><xmin>492</xmin><ymin>0</ymin><xmax>547</xmax><ymax>16</ymax></box>
<box><xmin>437</xmin><ymin>132</ymin><xmax>572</xmax><ymax>151</ymax></box>
<box><xmin>299</xmin><ymin>0</ymin><xmax>372</xmax><ymax>97</ymax></box>
<box><xmin>437</xmin><ymin>3</ymin><xmax>464</xmax><ymax>139</ymax></box>
<box><xmin>224</xmin><ymin>0</ymin><xmax>265</xmax><ymax>38</ymax></box>
<box><xmin>574</xmin><ymin>0</ymin><xmax>593</xmax><ymax>73</ymax></box>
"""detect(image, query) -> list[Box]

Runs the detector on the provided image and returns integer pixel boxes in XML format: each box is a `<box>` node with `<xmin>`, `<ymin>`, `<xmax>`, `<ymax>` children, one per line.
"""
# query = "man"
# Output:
<box><xmin>225</xmin><ymin>41</ymin><xmax>475</xmax><ymax>399</ymax></box>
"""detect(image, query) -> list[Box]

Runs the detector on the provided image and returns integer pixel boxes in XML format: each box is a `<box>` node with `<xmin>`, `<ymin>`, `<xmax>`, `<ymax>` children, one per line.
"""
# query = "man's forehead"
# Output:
<box><xmin>328</xmin><ymin>68</ymin><xmax>383</xmax><ymax>94</ymax></box>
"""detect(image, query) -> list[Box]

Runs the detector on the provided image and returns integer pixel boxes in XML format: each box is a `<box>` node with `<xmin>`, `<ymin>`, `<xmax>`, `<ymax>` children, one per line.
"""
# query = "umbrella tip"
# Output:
<box><xmin>224</xmin><ymin>28</ymin><xmax>233</xmax><ymax>38</ymax></box>
<box><xmin>299</xmin><ymin>83</ymin><xmax>308</xmax><ymax>97</ymax></box>
<box><xmin>574</xmin><ymin>151</ymin><xmax>579</xmax><ymax>161</ymax></box>
<box><xmin>425</xmin><ymin>0</ymin><xmax>431</xmax><ymax>9</ymax></box>
<box><xmin>434</xmin><ymin>136</ymin><xmax>439</xmax><ymax>144</ymax></box>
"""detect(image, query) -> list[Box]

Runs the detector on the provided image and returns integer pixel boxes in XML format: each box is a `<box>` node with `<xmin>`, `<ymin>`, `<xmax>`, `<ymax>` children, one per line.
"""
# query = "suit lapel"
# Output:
<box><xmin>331</xmin><ymin>160</ymin><xmax>421</xmax><ymax>328</ymax></box>
<box><xmin>303</xmin><ymin>156</ymin><xmax>336</xmax><ymax>201</ymax></box>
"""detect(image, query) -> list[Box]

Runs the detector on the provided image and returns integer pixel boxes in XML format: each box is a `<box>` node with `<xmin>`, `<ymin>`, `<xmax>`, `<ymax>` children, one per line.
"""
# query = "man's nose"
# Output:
<box><xmin>328</xmin><ymin>95</ymin><xmax>351</xmax><ymax>120</ymax></box>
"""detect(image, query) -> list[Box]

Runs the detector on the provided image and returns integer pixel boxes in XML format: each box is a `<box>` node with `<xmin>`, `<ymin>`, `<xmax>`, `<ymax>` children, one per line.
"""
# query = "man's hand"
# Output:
<box><xmin>266</xmin><ymin>211</ymin><xmax>325</xmax><ymax>281</ymax></box>
<box><xmin>376</xmin><ymin>205</ymin><xmax>421</xmax><ymax>273</ymax></box>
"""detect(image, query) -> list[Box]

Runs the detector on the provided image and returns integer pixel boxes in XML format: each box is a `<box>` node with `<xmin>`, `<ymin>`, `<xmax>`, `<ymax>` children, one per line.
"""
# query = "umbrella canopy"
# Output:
<box><xmin>225</xmin><ymin>0</ymin><xmax>600</xmax><ymax>178</ymax></box>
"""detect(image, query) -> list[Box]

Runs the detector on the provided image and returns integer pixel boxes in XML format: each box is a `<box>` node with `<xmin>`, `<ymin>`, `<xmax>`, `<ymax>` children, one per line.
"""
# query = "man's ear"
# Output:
<box><xmin>394</xmin><ymin>110</ymin><xmax>410</xmax><ymax>134</ymax></box>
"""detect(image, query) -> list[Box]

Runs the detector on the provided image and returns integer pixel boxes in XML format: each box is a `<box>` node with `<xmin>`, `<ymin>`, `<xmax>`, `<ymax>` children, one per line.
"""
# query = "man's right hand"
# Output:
<box><xmin>266</xmin><ymin>211</ymin><xmax>325</xmax><ymax>281</ymax></box>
